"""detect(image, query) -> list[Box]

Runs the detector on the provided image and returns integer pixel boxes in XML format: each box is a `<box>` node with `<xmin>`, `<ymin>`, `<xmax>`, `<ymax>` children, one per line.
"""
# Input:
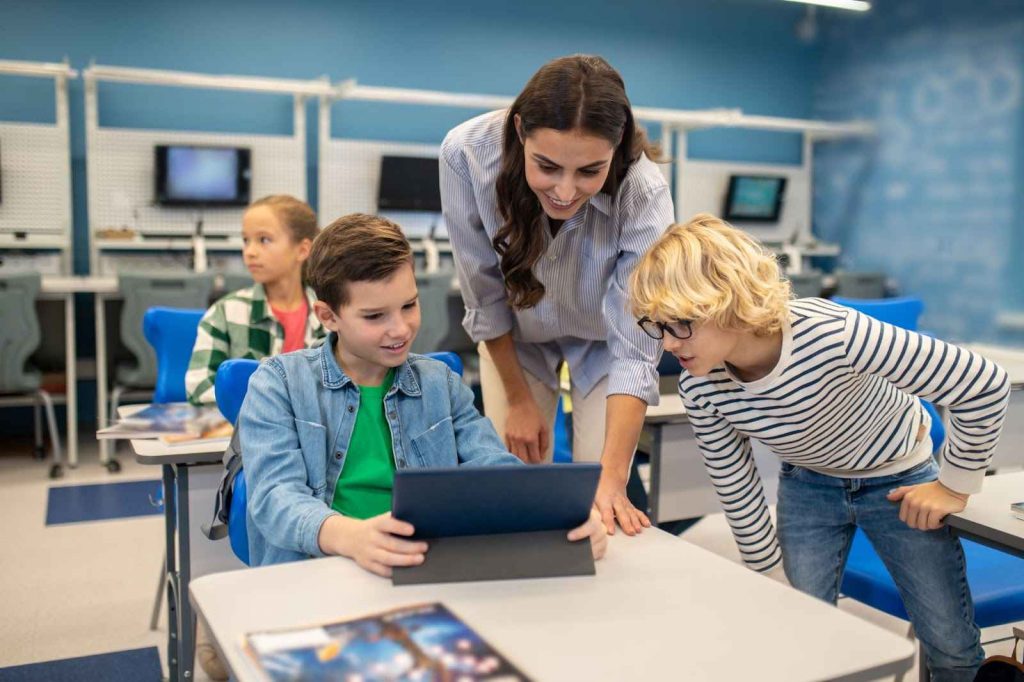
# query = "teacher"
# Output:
<box><xmin>440</xmin><ymin>54</ymin><xmax>674</xmax><ymax>535</ymax></box>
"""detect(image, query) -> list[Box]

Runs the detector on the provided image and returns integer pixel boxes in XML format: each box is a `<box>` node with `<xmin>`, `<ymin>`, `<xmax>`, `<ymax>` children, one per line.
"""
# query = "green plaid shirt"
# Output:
<box><xmin>186</xmin><ymin>284</ymin><xmax>326</xmax><ymax>405</ymax></box>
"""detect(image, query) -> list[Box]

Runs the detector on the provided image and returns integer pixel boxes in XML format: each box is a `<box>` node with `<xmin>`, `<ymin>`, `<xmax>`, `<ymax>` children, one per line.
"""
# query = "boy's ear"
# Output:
<box><xmin>312</xmin><ymin>300</ymin><xmax>338</xmax><ymax>329</ymax></box>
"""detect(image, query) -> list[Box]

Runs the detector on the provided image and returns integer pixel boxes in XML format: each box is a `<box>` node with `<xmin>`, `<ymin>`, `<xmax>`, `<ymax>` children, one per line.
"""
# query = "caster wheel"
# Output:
<box><xmin>105</xmin><ymin>459</ymin><xmax>122</xmax><ymax>474</ymax></box>
<box><xmin>49</xmin><ymin>464</ymin><xmax>64</xmax><ymax>479</ymax></box>
<box><xmin>33</xmin><ymin>446</ymin><xmax>46</xmax><ymax>461</ymax></box>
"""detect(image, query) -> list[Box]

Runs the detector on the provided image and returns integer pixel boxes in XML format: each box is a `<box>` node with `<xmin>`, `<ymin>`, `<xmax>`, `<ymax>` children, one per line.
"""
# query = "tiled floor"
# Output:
<box><xmin>1</xmin><ymin>436</ymin><xmax>1021</xmax><ymax>681</ymax></box>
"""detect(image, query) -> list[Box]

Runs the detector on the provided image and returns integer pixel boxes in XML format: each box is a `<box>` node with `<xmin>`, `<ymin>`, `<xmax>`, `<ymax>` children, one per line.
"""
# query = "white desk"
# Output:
<box><xmin>642</xmin><ymin>393</ymin><xmax>779</xmax><ymax>523</ymax></box>
<box><xmin>123</xmin><ymin>407</ymin><xmax>233</xmax><ymax>682</ymax></box>
<box><xmin>191</xmin><ymin>528</ymin><xmax>914</xmax><ymax>682</ymax></box>
<box><xmin>39</xmin><ymin>276</ymin><xmax>118</xmax><ymax>469</ymax></box>
<box><xmin>948</xmin><ymin>471</ymin><xmax>1024</xmax><ymax>559</ymax></box>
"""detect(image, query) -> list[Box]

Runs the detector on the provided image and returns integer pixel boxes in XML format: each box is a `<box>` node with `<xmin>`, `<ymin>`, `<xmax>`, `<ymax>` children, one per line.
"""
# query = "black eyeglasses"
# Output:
<box><xmin>637</xmin><ymin>317</ymin><xmax>694</xmax><ymax>340</ymax></box>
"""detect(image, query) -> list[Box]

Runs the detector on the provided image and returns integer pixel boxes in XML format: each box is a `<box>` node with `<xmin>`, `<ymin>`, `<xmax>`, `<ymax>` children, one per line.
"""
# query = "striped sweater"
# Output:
<box><xmin>679</xmin><ymin>298</ymin><xmax>1011</xmax><ymax>572</ymax></box>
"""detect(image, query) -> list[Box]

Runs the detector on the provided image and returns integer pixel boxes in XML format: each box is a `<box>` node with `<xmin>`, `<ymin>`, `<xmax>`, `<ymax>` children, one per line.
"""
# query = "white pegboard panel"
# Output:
<box><xmin>319</xmin><ymin>139</ymin><xmax>444</xmax><ymax>237</ymax></box>
<box><xmin>0</xmin><ymin>123</ymin><xmax>71</xmax><ymax>236</ymax></box>
<box><xmin>676</xmin><ymin>159</ymin><xmax>810</xmax><ymax>245</ymax></box>
<box><xmin>0</xmin><ymin>252</ymin><xmax>62</xmax><ymax>275</ymax></box>
<box><xmin>89</xmin><ymin>128</ymin><xmax>305</xmax><ymax>239</ymax></box>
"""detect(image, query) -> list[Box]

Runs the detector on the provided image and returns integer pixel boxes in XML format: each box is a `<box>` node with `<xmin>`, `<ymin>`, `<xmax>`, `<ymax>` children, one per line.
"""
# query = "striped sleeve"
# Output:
<box><xmin>682</xmin><ymin>392</ymin><xmax>783</xmax><ymax>572</ymax></box>
<box><xmin>439</xmin><ymin>135</ymin><xmax>514</xmax><ymax>343</ymax></box>
<box><xmin>844</xmin><ymin>308</ymin><xmax>1011</xmax><ymax>494</ymax></box>
<box><xmin>604</xmin><ymin>186</ymin><xmax>674</xmax><ymax>404</ymax></box>
<box><xmin>185</xmin><ymin>301</ymin><xmax>230</xmax><ymax>406</ymax></box>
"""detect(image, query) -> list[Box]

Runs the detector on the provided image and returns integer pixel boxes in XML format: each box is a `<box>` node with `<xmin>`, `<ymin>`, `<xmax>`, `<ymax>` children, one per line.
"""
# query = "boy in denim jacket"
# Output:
<box><xmin>239</xmin><ymin>213</ymin><xmax>607</xmax><ymax>571</ymax></box>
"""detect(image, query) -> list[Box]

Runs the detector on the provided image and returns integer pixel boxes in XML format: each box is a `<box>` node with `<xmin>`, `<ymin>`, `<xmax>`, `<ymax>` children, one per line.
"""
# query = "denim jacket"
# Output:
<box><xmin>239</xmin><ymin>332</ymin><xmax>521</xmax><ymax>566</ymax></box>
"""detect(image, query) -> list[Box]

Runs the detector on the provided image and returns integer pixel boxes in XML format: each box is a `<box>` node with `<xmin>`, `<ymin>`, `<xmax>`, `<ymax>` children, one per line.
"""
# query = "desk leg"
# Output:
<box><xmin>63</xmin><ymin>293</ymin><xmax>78</xmax><ymax>467</ymax></box>
<box><xmin>647</xmin><ymin>425</ymin><xmax>662</xmax><ymax>525</ymax></box>
<box><xmin>176</xmin><ymin>465</ymin><xmax>195</xmax><ymax>681</ymax></box>
<box><xmin>162</xmin><ymin>465</ymin><xmax>180</xmax><ymax>682</ymax></box>
<box><xmin>95</xmin><ymin>294</ymin><xmax>111</xmax><ymax>465</ymax></box>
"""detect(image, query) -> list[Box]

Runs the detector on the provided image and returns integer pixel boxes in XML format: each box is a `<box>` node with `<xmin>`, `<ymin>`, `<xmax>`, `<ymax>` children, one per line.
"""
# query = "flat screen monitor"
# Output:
<box><xmin>155</xmin><ymin>145</ymin><xmax>251</xmax><ymax>207</ymax></box>
<box><xmin>377</xmin><ymin>155</ymin><xmax>442</xmax><ymax>212</ymax></box>
<box><xmin>723</xmin><ymin>175</ymin><xmax>786</xmax><ymax>223</ymax></box>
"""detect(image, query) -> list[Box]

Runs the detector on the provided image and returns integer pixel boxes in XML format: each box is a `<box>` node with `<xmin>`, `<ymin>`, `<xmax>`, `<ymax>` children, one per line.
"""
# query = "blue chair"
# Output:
<box><xmin>214</xmin><ymin>351</ymin><xmax>466</xmax><ymax>566</ymax></box>
<box><xmin>831</xmin><ymin>295</ymin><xmax>923</xmax><ymax>332</ymax></box>
<box><xmin>142</xmin><ymin>307</ymin><xmax>207</xmax><ymax>404</ymax></box>
<box><xmin>835</xmin><ymin>296</ymin><xmax>1024</xmax><ymax>679</ymax></box>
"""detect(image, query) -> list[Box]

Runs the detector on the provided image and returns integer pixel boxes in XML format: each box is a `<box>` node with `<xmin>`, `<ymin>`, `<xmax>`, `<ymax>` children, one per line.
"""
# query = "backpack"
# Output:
<box><xmin>202</xmin><ymin>428</ymin><xmax>242</xmax><ymax>542</ymax></box>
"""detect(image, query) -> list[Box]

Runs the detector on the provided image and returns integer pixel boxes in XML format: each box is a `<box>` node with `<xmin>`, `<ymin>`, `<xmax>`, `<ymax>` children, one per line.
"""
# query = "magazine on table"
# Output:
<box><xmin>244</xmin><ymin>602</ymin><xmax>532</xmax><ymax>682</ymax></box>
<box><xmin>97</xmin><ymin>402</ymin><xmax>232</xmax><ymax>444</ymax></box>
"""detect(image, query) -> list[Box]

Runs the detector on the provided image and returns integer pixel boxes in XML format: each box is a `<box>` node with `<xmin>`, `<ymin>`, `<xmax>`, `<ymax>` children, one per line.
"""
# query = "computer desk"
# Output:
<box><xmin>39</xmin><ymin>275</ymin><xmax>118</xmax><ymax>469</ymax></box>
<box><xmin>191</xmin><ymin>527</ymin><xmax>915</xmax><ymax>682</ymax></box>
<box><xmin>947</xmin><ymin>471</ymin><xmax>1024</xmax><ymax>559</ymax></box>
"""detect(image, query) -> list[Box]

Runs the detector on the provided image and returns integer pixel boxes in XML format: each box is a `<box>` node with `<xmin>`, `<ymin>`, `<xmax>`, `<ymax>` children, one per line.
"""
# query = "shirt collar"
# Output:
<box><xmin>318</xmin><ymin>332</ymin><xmax>421</xmax><ymax>396</ymax></box>
<box><xmin>588</xmin><ymin>192</ymin><xmax>613</xmax><ymax>217</ymax></box>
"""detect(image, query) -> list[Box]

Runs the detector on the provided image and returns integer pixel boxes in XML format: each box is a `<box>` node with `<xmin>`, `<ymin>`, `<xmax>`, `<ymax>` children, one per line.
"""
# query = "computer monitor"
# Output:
<box><xmin>722</xmin><ymin>175</ymin><xmax>786</xmax><ymax>223</ymax></box>
<box><xmin>155</xmin><ymin>145</ymin><xmax>251</xmax><ymax>207</ymax></box>
<box><xmin>377</xmin><ymin>155</ymin><xmax>442</xmax><ymax>212</ymax></box>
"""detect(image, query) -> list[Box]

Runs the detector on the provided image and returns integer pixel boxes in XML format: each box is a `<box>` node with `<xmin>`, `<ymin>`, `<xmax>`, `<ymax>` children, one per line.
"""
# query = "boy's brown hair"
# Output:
<box><xmin>306</xmin><ymin>213</ymin><xmax>413</xmax><ymax>310</ymax></box>
<box><xmin>248</xmin><ymin>195</ymin><xmax>318</xmax><ymax>243</ymax></box>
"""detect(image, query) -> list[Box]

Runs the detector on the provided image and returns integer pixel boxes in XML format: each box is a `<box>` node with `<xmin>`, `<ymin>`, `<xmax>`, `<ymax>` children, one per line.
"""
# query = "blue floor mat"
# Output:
<box><xmin>46</xmin><ymin>479</ymin><xmax>162</xmax><ymax>525</ymax></box>
<box><xmin>0</xmin><ymin>647</ymin><xmax>161</xmax><ymax>681</ymax></box>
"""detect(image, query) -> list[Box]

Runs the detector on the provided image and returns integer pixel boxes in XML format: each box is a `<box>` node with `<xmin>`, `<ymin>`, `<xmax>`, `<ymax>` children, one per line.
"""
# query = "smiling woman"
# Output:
<box><xmin>440</xmin><ymin>54</ymin><xmax>675</xmax><ymax>536</ymax></box>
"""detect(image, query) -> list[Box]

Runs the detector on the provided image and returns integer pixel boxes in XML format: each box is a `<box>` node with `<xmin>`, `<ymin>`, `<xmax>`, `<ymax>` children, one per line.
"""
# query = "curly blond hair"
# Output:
<box><xmin>629</xmin><ymin>213</ymin><xmax>791</xmax><ymax>336</ymax></box>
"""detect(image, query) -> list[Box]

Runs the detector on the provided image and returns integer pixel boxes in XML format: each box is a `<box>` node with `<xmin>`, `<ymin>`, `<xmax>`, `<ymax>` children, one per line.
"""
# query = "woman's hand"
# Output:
<box><xmin>568</xmin><ymin>507</ymin><xmax>609</xmax><ymax>560</ymax></box>
<box><xmin>593</xmin><ymin>468</ymin><xmax>650</xmax><ymax>536</ymax></box>
<box><xmin>504</xmin><ymin>396</ymin><xmax>551</xmax><ymax>464</ymax></box>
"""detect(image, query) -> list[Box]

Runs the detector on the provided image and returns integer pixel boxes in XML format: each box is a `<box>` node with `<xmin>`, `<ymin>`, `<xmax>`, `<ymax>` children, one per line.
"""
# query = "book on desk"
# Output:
<box><xmin>244</xmin><ymin>602</ymin><xmax>532</xmax><ymax>682</ymax></box>
<box><xmin>98</xmin><ymin>402</ymin><xmax>232</xmax><ymax>446</ymax></box>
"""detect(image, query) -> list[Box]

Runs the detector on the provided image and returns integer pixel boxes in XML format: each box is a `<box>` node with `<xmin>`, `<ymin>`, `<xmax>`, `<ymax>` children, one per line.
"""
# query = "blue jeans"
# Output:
<box><xmin>777</xmin><ymin>458</ymin><xmax>984</xmax><ymax>682</ymax></box>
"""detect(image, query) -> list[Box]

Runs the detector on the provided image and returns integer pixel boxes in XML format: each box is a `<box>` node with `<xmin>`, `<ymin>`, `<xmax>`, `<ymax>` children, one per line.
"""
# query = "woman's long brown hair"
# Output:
<box><xmin>494</xmin><ymin>54</ymin><xmax>659</xmax><ymax>309</ymax></box>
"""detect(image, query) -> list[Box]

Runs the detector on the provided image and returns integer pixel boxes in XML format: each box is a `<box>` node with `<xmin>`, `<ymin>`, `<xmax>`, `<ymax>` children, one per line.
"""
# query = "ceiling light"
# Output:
<box><xmin>784</xmin><ymin>0</ymin><xmax>871</xmax><ymax>11</ymax></box>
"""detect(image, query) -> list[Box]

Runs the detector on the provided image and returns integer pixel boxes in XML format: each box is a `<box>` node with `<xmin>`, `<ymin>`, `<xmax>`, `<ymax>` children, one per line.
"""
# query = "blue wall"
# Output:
<box><xmin>812</xmin><ymin>0</ymin><xmax>1024</xmax><ymax>343</ymax></box>
<box><xmin>1</xmin><ymin>0</ymin><xmax>820</xmax><ymax>276</ymax></box>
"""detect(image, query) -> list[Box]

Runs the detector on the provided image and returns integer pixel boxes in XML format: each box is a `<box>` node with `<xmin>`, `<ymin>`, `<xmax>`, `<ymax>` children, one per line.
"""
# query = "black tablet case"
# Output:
<box><xmin>391</xmin><ymin>464</ymin><xmax>601</xmax><ymax>585</ymax></box>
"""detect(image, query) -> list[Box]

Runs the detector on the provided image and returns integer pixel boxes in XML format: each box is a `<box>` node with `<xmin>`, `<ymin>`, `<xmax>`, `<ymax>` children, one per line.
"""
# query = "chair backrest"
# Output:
<box><xmin>219</xmin><ymin>272</ymin><xmax>253</xmax><ymax>295</ymax></box>
<box><xmin>787</xmin><ymin>271</ymin><xmax>824</xmax><ymax>299</ymax></box>
<box><xmin>834</xmin><ymin>271</ymin><xmax>887</xmax><ymax>299</ymax></box>
<box><xmin>220</xmin><ymin>350</ymin><xmax>463</xmax><ymax>566</ymax></box>
<box><xmin>117</xmin><ymin>272</ymin><xmax>215</xmax><ymax>388</ymax></box>
<box><xmin>143</xmin><ymin>307</ymin><xmax>206</xmax><ymax>403</ymax></box>
<box><xmin>411</xmin><ymin>270</ymin><xmax>455</xmax><ymax>355</ymax></box>
<box><xmin>834</xmin><ymin>295</ymin><xmax>943</xmax><ymax>452</ymax></box>
<box><xmin>0</xmin><ymin>272</ymin><xmax>42</xmax><ymax>393</ymax></box>
<box><xmin>214</xmin><ymin>358</ymin><xmax>261</xmax><ymax>424</ymax></box>
<box><xmin>831</xmin><ymin>296</ymin><xmax>924</xmax><ymax>332</ymax></box>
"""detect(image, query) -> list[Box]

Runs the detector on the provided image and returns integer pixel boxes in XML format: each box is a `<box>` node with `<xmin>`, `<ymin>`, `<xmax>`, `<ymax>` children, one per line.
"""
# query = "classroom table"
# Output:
<box><xmin>119</xmin><ymin>404</ymin><xmax>231</xmax><ymax>682</ymax></box>
<box><xmin>39</xmin><ymin>275</ymin><xmax>118</xmax><ymax>468</ymax></box>
<box><xmin>947</xmin><ymin>471</ymin><xmax>1024</xmax><ymax>559</ymax></box>
<box><xmin>641</xmin><ymin>393</ymin><xmax>779</xmax><ymax>523</ymax></box>
<box><xmin>191</xmin><ymin>527</ymin><xmax>915</xmax><ymax>682</ymax></box>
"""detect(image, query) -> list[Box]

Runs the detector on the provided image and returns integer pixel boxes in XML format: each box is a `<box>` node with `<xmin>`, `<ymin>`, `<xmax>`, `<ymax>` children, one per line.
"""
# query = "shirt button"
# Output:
<box><xmin>398</xmin><ymin>458</ymin><xmax>406</xmax><ymax>467</ymax></box>
<box><xmin>334</xmin><ymin>451</ymin><xmax>342</xmax><ymax>460</ymax></box>
<box><xmin>548</xmin><ymin>254</ymin><xmax>556</xmax><ymax>261</ymax></box>
<box><xmin>388</xmin><ymin>411</ymin><xmax>397</xmax><ymax>419</ymax></box>
<box><xmin>347</xmin><ymin>405</ymin><xmax>354</xmax><ymax>413</ymax></box>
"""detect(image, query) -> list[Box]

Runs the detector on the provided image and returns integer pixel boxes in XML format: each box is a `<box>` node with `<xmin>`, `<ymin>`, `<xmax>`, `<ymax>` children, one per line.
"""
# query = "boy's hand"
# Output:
<box><xmin>886</xmin><ymin>481</ymin><xmax>969</xmax><ymax>531</ymax></box>
<box><xmin>567</xmin><ymin>507</ymin><xmax>608</xmax><ymax>560</ymax></box>
<box><xmin>325</xmin><ymin>513</ymin><xmax>428</xmax><ymax>578</ymax></box>
<box><xmin>505</xmin><ymin>397</ymin><xmax>550</xmax><ymax>464</ymax></box>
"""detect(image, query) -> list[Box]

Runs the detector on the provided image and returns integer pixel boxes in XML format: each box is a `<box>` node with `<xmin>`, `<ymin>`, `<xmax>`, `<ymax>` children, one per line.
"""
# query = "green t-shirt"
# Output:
<box><xmin>330</xmin><ymin>369</ymin><xmax>396</xmax><ymax>519</ymax></box>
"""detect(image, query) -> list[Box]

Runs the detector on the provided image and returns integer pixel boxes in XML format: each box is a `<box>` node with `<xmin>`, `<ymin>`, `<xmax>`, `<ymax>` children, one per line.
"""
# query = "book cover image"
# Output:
<box><xmin>246</xmin><ymin>602</ymin><xmax>532</xmax><ymax>682</ymax></box>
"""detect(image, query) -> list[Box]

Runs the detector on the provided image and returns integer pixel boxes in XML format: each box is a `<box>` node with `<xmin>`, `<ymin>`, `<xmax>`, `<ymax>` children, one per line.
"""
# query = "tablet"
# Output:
<box><xmin>392</xmin><ymin>463</ymin><xmax>601</xmax><ymax>539</ymax></box>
